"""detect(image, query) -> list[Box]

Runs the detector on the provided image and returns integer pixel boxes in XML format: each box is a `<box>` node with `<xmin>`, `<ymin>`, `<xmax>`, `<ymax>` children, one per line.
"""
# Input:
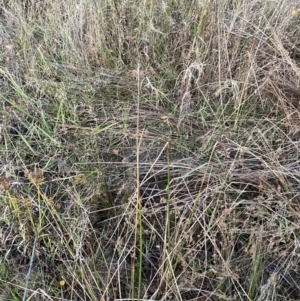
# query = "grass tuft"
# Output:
<box><xmin>1</xmin><ymin>0</ymin><xmax>300</xmax><ymax>300</ymax></box>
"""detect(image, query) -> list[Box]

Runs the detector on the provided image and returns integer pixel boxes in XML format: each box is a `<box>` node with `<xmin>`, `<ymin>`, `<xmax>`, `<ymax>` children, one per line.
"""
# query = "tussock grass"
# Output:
<box><xmin>1</xmin><ymin>0</ymin><xmax>300</xmax><ymax>300</ymax></box>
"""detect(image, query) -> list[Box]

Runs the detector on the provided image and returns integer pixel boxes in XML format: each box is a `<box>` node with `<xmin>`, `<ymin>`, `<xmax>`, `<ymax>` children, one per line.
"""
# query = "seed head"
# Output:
<box><xmin>0</xmin><ymin>176</ymin><xmax>11</xmax><ymax>192</ymax></box>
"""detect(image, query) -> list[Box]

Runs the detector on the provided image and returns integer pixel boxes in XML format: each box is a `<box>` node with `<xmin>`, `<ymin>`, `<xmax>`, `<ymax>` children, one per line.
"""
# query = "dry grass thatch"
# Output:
<box><xmin>1</xmin><ymin>1</ymin><xmax>300</xmax><ymax>300</ymax></box>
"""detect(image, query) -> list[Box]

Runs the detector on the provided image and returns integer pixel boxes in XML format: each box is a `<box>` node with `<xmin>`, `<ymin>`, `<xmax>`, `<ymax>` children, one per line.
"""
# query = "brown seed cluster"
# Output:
<box><xmin>0</xmin><ymin>176</ymin><xmax>11</xmax><ymax>192</ymax></box>
<box><xmin>26</xmin><ymin>169</ymin><xmax>44</xmax><ymax>185</ymax></box>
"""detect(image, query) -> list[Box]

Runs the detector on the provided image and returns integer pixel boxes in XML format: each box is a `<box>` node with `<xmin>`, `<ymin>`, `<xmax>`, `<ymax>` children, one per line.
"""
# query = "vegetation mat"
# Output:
<box><xmin>1</xmin><ymin>1</ymin><xmax>300</xmax><ymax>300</ymax></box>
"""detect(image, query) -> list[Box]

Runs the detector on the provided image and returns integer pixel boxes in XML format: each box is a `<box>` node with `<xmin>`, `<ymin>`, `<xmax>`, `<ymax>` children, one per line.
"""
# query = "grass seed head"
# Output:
<box><xmin>0</xmin><ymin>176</ymin><xmax>11</xmax><ymax>192</ymax></box>
<box><xmin>26</xmin><ymin>168</ymin><xmax>44</xmax><ymax>185</ymax></box>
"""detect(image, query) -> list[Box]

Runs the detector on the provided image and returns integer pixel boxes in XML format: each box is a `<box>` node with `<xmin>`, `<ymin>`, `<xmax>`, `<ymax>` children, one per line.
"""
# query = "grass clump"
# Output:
<box><xmin>1</xmin><ymin>0</ymin><xmax>300</xmax><ymax>300</ymax></box>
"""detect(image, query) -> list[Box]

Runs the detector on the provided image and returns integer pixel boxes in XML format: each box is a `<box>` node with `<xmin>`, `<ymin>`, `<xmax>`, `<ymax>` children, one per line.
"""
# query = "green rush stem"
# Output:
<box><xmin>131</xmin><ymin>62</ymin><xmax>143</xmax><ymax>301</ymax></box>
<box><xmin>166</xmin><ymin>142</ymin><xmax>171</xmax><ymax>247</ymax></box>
<box><xmin>37</xmin><ymin>185</ymin><xmax>43</xmax><ymax>234</ymax></box>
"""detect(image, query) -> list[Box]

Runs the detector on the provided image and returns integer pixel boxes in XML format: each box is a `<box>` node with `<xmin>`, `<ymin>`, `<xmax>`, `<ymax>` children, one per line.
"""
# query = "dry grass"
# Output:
<box><xmin>1</xmin><ymin>0</ymin><xmax>300</xmax><ymax>300</ymax></box>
